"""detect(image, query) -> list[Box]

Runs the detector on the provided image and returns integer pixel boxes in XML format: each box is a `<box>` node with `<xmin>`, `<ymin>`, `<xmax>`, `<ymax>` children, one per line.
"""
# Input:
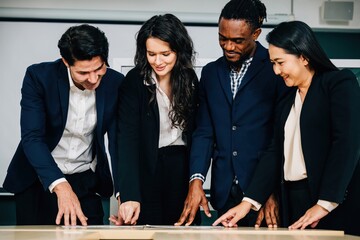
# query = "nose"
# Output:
<box><xmin>223</xmin><ymin>40</ymin><xmax>235</xmax><ymax>51</ymax></box>
<box><xmin>273</xmin><ymin>64</ymin><xmax>281</xmax><ymax>75</ymax></box>
<box><xmin>154</xmin><ymin>55</ymin><xmax>162</xmax><ymax>65</ymax></box>
<box><xmin>88</xmin><ymin>71</ymin><xmax>98</xmax><ymax>84</ymax></box>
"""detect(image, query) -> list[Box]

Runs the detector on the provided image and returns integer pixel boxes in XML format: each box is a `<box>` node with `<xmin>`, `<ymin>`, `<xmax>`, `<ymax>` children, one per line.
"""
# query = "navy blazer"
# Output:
<box><xmin>3</xmin><ymin>59</ymin><xmax>124</xmax><ymax>197</ymax></box>
<box><xmin>246</xmin><ymin>69</ymin><xmax>360</xmax><ymax>228</ymax></box>
<box><xmin>189</xmin><ymin>42</ymin><xmax>290</xmax><ymax>210</ymax></box>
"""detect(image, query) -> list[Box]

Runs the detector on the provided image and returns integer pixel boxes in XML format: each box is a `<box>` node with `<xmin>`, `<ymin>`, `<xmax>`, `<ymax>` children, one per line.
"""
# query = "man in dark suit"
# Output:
<box><xmin>3</xmin><ymin>24</ymin><xmax>124</xmax><ymax>226</ymax></box>
<box><xmin>176</xmin><ymin>0</ymin><xmax>290</xmax><ymax>227</ymax></box>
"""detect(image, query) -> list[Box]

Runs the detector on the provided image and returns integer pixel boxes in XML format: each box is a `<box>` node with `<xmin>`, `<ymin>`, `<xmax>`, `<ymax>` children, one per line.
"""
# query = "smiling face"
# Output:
<box><xmin>269</xmin><ymin>44</ymin><xmax>313</xmax><ymax>88</ymax></box>
<box><xmin>62</xmin><ymin>56</ymin><xmax>107</xmax><ymax>91</ymax></box>
<box><xmin>146</xmin><ymin>37</ymin><xmax>177</xmax><ymax>82</ymax></box>
<box><xmin>218</xmin><ymin>18</ymin><xmax>260</xmax><ymax>68</ymax></box>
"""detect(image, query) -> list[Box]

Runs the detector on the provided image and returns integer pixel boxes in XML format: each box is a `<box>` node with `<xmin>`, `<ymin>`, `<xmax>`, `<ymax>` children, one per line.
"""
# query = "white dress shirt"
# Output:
<box><xmin>284</xmin><ymin>90</ymin><xmax>307</xmax><ymax>181</ymax></box>
<box><xmin>244</xmin><ymin>90</ymin><xmax>338</xmax><ymax>212</ymax></box>
<box><xmin>283</xmin><ymin>90</ymin><xmax>338</xmax><ymax>212</ymax></box>
<box><xmin>49</xmin><ymin>68</ymin><xmax>97</xmax><ymax>192</ymax></box>
<box><xmin>150</xmin><ymin>71</ymin><xmax>185</xmax><ymax>148</ymax></box>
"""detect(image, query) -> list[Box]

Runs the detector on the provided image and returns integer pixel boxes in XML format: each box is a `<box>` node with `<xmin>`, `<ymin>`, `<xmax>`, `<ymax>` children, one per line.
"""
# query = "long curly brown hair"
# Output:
<box><xmin>134</xmin><ymin>14</ymin><xmax>197</xmax><ymax>130</ymax></box>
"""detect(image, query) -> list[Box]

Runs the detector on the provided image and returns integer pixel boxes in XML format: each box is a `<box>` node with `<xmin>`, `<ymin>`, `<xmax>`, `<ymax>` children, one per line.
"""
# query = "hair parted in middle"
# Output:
<box><xmin>134</xmin><ymin>13</ymin><xmax>198</xmax><ymax>130</ymax></box>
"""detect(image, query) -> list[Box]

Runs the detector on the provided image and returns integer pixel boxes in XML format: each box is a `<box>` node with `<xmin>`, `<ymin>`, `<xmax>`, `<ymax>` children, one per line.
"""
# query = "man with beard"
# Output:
<box><xmin>176</xmin><ymin>0</ymin><xmax>291</xmax><ymax>227</ymax></box>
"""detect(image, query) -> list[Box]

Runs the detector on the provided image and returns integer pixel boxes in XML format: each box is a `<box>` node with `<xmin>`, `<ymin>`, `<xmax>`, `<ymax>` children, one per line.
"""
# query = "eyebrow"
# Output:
<box><xmin>147</xmin><ymin>50</ymin><xmax>172</xmax><ymax>54</ymax></box>
<box><xmin>218</xmin><ymin>33</ymin><xmax>245</xmax><ymax>42</ymax></box>
<box><xmin>95</xmin><ymin>62</ymin><xmax>105</xmax><ymax>71</ymax></box>
<box><xmin>78</xmin><ymin>62</ymin><xmax>105</xmax><ymax>74</ymax></box>
<box><xmin>270</xmin><ymin>58</ymin><xmax>284</xmax><ymax>62</ymax></box>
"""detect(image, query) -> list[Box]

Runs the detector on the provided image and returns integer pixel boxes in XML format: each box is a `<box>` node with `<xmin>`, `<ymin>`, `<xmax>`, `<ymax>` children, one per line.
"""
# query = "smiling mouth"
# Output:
<box><xmin>281</xmin><ymin>75</ymin><xmax>289</xmax><ymax>81</ymax></box>
<box><xmin>155</xmin><ymin>66</ymin><xmax>166</xmax><ymax>71</ymax></box>
<box><xmin>225</xmin><ymin>51</ymin><xmax>238</xmax><ymax>56</ymax></box>
<box><xmin>224</xmin><ymin>52</ymin><xmax>242</xmax><ymax>61</ymax></box>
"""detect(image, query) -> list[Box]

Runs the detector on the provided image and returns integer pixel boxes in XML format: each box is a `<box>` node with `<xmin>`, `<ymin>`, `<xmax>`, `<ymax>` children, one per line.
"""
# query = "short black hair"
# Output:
<box><xmin>219</xmin><ymin>0</ymin><xmax>267</xmax><ymax>31</ymax></box>
<box><xmin>58</xmin><ymin>24</ymin><xmax>109</xmax><ymax>66</ymax></box>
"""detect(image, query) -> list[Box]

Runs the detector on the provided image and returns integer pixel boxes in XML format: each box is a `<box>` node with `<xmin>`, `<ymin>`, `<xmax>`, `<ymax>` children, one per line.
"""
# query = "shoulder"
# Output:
<box><xmin>203</xmin><ymin>57</ymin><xmax>225</xmax><ymax>69</ymax></box>
<box><xmin>123</xmin><ymin>67</ymin><xmax>143</xmax><ymax>84</ymax></box>
<box><xmin>103</xmin><ymin>67</ymin><xmax>125</xmax><ymax>86</ymax></box>
<box><xmin>318</xmin><ymin>69</ymin><xmax>358</xmax><ymax>89</ymax></box>
<box><xmin>23</xmin><ymin>59</ymin><xmax>66</xmax><ymax>88</ymax></box>
<box><xmin>120</xmin><ymin>67</ymin><xmax>146</xmax><ymax>92</ymax></box>
<box><xmin>125</xmin><ymin>67</ymin><xmax>142</xmax><ymax>79</ymax></box>
<box><xmin>201</xmin><ymin>57</ymin><xmax>227</xmax><ymax>77</ymax></box>
<box><xmin>322</xmin><ymin>68</ymin><xmax>356</xmax><ymax>80</ymax></box>
<box><xmin>26</xmin><ymin>59</ymin><xmax>65</xmax><ymax>74</ymax></box>
<box><xmin>255</xmin><ymin>41</ymin><xmax>268</xmax><ymax>54</ymax></box>
<box><xmin>252</xmin><ymin>43</ymin><xmax>274</xmax><ymax>71</ymax></box>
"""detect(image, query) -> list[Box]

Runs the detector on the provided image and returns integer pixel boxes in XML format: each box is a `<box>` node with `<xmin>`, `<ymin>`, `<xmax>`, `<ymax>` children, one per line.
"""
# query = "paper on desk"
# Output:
<box><xmin>144</xmin><ymin>225</ymin><xmax>223</xmax><ymax>230</ymax></box>
<box><xmin>62</xmin><ymin>225</ymin><xmax>145</xmax><ymax>229</ymax></box>
<box><xmin>62</xmin><ymin>225</ymin><xmax>224</xmax><ymax>230</ymax></box>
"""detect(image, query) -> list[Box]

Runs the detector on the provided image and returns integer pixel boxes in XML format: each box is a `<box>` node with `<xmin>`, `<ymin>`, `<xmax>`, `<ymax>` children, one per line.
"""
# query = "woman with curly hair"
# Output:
<box><xmin>110</xmin><ymin>13</ymin><xmax>200</xmax><ymax>225</ymax></box>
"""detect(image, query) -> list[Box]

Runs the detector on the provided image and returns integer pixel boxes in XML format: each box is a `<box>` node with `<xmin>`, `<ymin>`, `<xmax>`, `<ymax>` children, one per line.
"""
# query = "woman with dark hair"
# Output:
<box><xmin>213</xmin><ymin>21</ymin><xmax>360</xmax><ymax>236</ymax></box>
<box><xmin>109</xmin><ymin>14</ymin><xmax>199</xmax><ymax>225</ymax></box>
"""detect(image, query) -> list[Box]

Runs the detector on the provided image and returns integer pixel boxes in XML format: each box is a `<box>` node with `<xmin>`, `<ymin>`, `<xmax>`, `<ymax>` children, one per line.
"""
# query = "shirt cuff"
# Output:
<box><xmin>189</xmin><ymin>173</ymin><xmax>205</xmax><ymax>183</ymax></box>
<box><xmin>317</xmin><ymin>200</ymin><xmax>338</xmax><ymax>212</ymax></box>
<box><xmin>242</xmin><ymin>197</ymin><xmax>262</xmax><ymax>211</ymax></box>
<box><xmin>48</xmin><ymin>178</ymin><xmax>67</xmax><ymax>193</ymax></box>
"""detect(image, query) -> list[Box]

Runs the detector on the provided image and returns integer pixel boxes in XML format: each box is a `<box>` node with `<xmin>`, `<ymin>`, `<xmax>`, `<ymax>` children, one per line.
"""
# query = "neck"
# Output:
<box><xmin>297</xmin><ymin>69</ymin><xmax>315</xmax><ymax>101</ymax></box>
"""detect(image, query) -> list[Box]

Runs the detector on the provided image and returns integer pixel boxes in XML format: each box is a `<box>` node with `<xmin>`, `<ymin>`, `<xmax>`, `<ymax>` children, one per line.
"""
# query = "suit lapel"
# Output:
<box><xmin>148</xmin><ymin>85</ymin><xmax>160</xmax><ymax>131</ymax></box>
<box><xmin>218</xmin><ymin>58</ymin><xmax>233</xmax><ymax>105</ymax></box>
<box><xmin>280</xmin><ymin>91</ymin><xmax>296</xmax><ymax>130</ymax></box>
<box><xmin>236</xmin><ymin>42</ymin><xmax>266</xmax><ymax>94</ymax></box>
<box><xmin>237</xmin><ymin>58</ymin><xmax>263</xmax><ymax>94</ymax></box>
<box><xmin>95</xmin><ymin>83</ymin><xmax>105</xmax><ymax>136</ymax></box>
<box><xmin>58</xmin><ymin>61</ymin><xmax>70</xmax><ymax>130</ymax></box>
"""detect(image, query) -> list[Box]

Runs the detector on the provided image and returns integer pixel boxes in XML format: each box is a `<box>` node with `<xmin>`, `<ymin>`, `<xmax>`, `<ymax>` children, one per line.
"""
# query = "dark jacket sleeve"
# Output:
<box><xmin>19</xmin><ymin>63</ymin><xmax>66</xmax><ymax>190</ymax></box>
<box><xmin>116</xmin><ymin>68</ymin><xmax>143</xmax><ymax>202</ymax></box>
<box><xmin>314</xmin><ymin>69</ymin><xmax>360</xmax><ymax>203</ymax></box>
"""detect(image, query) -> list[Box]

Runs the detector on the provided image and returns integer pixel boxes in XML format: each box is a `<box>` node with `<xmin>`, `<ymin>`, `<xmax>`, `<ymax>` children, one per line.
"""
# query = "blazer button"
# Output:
<box><xmin>232</xmin><ymin>126</ymin><xmax>237</xmax><ymax>131</ymax></box>
<box><xmin>233</xmin><ymin>151</ymin><xmax>238</xmax><ymax>156</ymax></box>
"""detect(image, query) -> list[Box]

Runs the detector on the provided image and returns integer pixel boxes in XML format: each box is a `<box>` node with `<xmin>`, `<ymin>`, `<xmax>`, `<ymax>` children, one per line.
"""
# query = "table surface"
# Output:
<box><xmin>0</xmin><ymin>225</ymin><xmax>359</xmax><ymax>240</ymax></box>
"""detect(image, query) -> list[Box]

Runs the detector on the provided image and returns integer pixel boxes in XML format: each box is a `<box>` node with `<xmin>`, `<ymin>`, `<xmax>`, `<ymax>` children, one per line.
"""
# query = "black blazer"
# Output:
<box><xmin>3</xmin><ymin>59</ymin><xmax>124</xmax><ymax>197</ymax></box>
<box><xmin>116</xmin><ymin>67</ymin><xmax>199</xmax><ymax>202</ymax></box>
<box><xmin>246</xmin><ymin>69</ymin><xmax>360</xmax><ymax>227</ymax></box>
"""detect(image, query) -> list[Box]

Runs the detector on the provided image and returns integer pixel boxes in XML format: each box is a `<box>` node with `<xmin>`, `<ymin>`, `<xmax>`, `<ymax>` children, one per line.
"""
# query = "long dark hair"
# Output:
<box><xmin>266</xmin><ymin>21</ymin><xmax>337</xmax><ymax>73</ymax></box>
<box><xmin>135</xmin><ymin>13</ymin><xmax>197</xmax><ymax>130</ymax></box>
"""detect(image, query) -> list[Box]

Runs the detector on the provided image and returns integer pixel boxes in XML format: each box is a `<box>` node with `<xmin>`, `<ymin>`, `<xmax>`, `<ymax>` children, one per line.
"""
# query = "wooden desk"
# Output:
<box><xmin>0</xmin><ymin>225</ymin><xmax>359</xmax><ymax>240</ymax></box>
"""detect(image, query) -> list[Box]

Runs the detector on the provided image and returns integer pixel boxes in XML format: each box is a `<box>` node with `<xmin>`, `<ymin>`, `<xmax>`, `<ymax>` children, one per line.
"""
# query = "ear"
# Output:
<box><xmin>299</xmin><ymin>55</ymin><xmax>309</xmax><ymax>66</ymax></box>
<box><xmin>61</xmin><ymin>57</ymin><xmax>70</xmax><ymax>68</ymax></box>
<box><xmin>252</xmin><ymin>28</ymin><xmax>262</xmax><ymax>40</ymax></box>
